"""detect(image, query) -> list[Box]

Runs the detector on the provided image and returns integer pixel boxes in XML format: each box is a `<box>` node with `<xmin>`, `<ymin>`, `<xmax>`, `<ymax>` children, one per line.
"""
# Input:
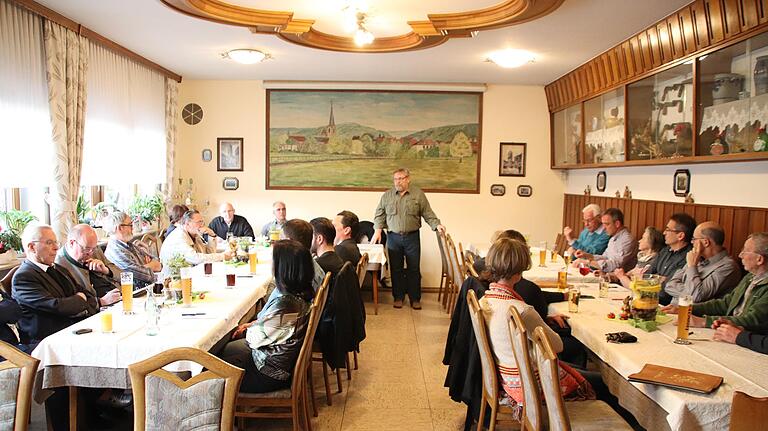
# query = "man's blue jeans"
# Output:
<box><xmin>387</xmin><ymin>231</ymin><xmax>422</xmax><ymax>301</ymax></box>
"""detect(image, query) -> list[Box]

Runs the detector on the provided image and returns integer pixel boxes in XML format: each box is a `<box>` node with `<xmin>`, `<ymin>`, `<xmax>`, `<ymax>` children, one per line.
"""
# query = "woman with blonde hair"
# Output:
<box><xmin>480</xmin><ymin>238</ymin><xmax>594</xmax><ymax>416</ymax></box>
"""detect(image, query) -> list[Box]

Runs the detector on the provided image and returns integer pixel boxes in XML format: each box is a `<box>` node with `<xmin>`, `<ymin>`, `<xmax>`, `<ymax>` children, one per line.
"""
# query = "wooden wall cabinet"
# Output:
<box><xmin>549</xmin><ymin>0</ymin><xmax>768</xmax><ymax>169</ymax></box>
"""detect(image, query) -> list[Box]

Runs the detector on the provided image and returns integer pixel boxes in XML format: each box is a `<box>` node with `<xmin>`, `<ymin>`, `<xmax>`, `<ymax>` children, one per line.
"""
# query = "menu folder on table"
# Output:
<box><xmin>628</xmin><ymin>364</ymin><xmax>723</xmax><ymax>394</ymax></box>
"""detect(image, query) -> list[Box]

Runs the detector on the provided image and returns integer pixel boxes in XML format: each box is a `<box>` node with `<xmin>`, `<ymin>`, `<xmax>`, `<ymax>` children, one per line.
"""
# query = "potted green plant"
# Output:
<box><xmin>0</xmin><ymin>210</ymin><xmax>38</xmax><ymax>260</ymax></box>
<box><xmin>129</xmin><ymin>194</ymin><xmax>165</xmax><ymax>231</ymax></box>
<box><xmin>76</xmin><ymin>194</ymin><xmax>92</xmax><ymax>224</ymax></box>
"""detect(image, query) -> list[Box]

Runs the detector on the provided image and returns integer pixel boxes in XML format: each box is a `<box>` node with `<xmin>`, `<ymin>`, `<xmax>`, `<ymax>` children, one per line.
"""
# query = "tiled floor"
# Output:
<box><xmin>28</xmin><ymin>293</ymin><xmax>480</xmax><ymax>430</ymax></box>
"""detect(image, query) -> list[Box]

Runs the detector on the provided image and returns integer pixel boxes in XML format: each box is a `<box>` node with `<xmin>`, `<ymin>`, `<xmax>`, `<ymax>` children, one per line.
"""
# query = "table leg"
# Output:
<box><xmin>372</xmin><ymin>269</ymin><xmax>379</xmax><ymax>315</ymax></box>
<box><xmin>68</xmin><ymin>386</ymin><xmax>77</xmax><ymax>431</ymax></box>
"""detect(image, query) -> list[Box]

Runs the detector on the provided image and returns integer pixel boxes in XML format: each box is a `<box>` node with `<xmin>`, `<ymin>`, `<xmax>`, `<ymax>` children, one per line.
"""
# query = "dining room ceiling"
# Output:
<box><xmin>35</xmin><ymin>0</ymin><xmax>692</xmax><ymax>84</ymax></box>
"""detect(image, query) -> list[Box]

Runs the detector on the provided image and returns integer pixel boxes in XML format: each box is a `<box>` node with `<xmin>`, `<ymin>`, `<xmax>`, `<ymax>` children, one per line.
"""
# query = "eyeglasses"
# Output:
<box><xmin>582</xmin><ymin>217</ymin><xmax>596</xmax><ymax>224</ymax></box>
<box><xmin>739</xmin><ymin>249</ymin><xmax>765</xmax><ymax>257</ymax></box>
<box><xmin>394</xmin><ymin>176</ymin><xmax>409</xmax><ymax>181</ymax></box>
<box><xmin>32</xmin><ymin>239</ymin><xmax>60</xmax><ymax>247</ymax></box>
<box><xmin>691</xmin><ymin>236</ymin><xmax>706</xmax><ymax>241</ymax></box>
<box><xmin>75</xmin><ymin>240</ymin><xmax>96</xmax><ymax>253</ymax></box>
<box><xmin>119</xmin><ymin>223</ymin><xmax>133</xmax><ymax>228</ymax></box>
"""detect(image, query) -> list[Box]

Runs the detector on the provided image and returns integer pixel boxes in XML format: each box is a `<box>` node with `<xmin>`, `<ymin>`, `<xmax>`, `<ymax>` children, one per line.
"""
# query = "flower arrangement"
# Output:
<box><xmin>166</xmin><ymin>253</ymin><xmax>190</xmax><ymax>280</ymax></box>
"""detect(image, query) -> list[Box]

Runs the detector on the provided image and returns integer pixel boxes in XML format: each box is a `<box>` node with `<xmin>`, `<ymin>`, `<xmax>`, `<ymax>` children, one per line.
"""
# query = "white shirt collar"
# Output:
<box><xmin>28</xmin><ymin>258</ymin><xmax>50</xmax><ymax>272</ymax></box>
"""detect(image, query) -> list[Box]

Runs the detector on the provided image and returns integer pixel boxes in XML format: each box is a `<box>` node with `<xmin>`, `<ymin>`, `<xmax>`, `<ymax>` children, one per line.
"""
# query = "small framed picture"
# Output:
<box><xmin>673</xmin><ymin>169</ymin><xmax>690</xmax><ymax>197</ymax></box>
<box><xmin>499</xmin><ymin>142</ymin><xmax>526</xmax><ymax>177</ymax></box>
<box><xmin>596</xmin><ymin>171</ymin><xmax>607</xmax><ymax>192</ymax></box>
<box><xmin>517</xmin><ymin>184</ymin><xmax>533</xmax><ymax>197</ymax></box>
<box><xmin>490</xmin><ymin>184</ymin><xmax>506</xmax><ymax>196</ymax></box>
<box><xmin>222</xmin><ymin>177</ymin><xmax>239</xmax><ymax>190</ymax></box>
<box><xmin>217</xmin><ymin>137</ymin><xmax>243</xmax><ymax>171</ymax></box>
<box><xmin>202</xmin><ymin>149</ymin><xmax>212</xmax><ymax>162</ymax></box>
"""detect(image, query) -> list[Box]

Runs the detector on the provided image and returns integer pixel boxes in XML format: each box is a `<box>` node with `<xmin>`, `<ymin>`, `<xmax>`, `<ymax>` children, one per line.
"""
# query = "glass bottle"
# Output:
<box><xmin>144</xmin><ymin>285</ymin><xmax>160</xmax><ymax>336</ymax></box>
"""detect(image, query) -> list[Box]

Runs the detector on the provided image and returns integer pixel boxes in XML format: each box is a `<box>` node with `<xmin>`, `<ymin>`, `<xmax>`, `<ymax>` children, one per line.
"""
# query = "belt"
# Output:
<box><xmin>391</xmin><ymin>230</ymin><xmax>418</xmax><ymax>236</ymax></box>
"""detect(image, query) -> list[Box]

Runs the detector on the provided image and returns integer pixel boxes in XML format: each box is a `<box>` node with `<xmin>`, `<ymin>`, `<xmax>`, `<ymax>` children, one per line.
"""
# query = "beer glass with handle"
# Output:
<box><xmin>674</xmin><ymin>295</ymin><xmax>693</xmax><ymax>345</ymax></box>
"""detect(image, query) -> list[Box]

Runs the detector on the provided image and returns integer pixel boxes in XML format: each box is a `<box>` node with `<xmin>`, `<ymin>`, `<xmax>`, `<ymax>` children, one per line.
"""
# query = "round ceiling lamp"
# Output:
<box><xmin>486</xmin><ymin>49</ymin><xmax>536</xmax><ymax>68</ymax></box>
<box><xmin>222</xmin><ymin>49</ymin><xmax>271</xmax><ymax>64</ymax></box>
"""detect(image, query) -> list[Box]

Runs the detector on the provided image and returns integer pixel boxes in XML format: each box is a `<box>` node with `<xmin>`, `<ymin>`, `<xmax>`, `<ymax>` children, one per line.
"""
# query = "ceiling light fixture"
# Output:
<box><xmin>486</xmin><ymin>49</ymin><xmax>536</xmax><ymax>68</ymax></box>
<box><xmin>343</xmin><ymin>6</ymin><xmax>375</xmax><ymax>47</ymax></box>
<box><xmin>222</xmin><ymin>49</ymin><xmax>271</xmax><ymax>64</ymax></box>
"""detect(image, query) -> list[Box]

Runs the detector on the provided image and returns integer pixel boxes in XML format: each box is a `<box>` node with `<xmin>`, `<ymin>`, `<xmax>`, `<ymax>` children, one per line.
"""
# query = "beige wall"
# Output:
<box><xmin>176</xmin><ymin>81</ymin><xmax>565</xmax><ymax>287</ymax></box>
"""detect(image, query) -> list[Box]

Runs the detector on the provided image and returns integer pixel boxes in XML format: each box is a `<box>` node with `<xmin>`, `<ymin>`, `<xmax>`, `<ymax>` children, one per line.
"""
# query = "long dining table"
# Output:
<box><xmin>547</xmin><ymin>282</ymin><xmax>768</xmax><ymax>431</ymax></box>
<box><xmin>30</xmin><ymin>260</ymin><xmax>271</xmax><ymax>430</ymax></box>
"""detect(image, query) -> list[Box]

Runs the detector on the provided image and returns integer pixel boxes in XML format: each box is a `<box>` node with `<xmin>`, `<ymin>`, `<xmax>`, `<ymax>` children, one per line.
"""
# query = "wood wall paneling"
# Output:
<box><xmin>562</xmin><ymin>194</ymin><xmax>768</xmax><ymax>264</ymax></box>
<box><xmin>668</xmin><ymin>15</ymin><xmax>685</xmax><ymax>59</ymax></box>
<box><xmin>760</xmin><ymin>0</ymin><xmax>768</xmax><ymax>24</ymax></box>
<box><xmin>743</xmin><ymin>0</ymin><xmax>760</xmax><ymax>30</ymax></box>
<box><xmin>723</xmin><ymin>0</ymin><xmax>743</xmax><ymax>38</ymax></box>
<box><xmin>679</xmin><ymin>7</ymin><xmax>698</xmax><ymax>55</ymax></box>
<box><xmin>657</xmin><ymin>21</ymin><xmax>673</xmax><ymax>63</ymax></box>
<box><xmin>708</xmin><ymin>0</ymin><xmax>726</xmax><ymax>43</ymax></box>
<box><xmin>647</xmin><ymin>28</ymin><xmax>662</xmax><ymax>68</ymax></box>
<box><xmin>691</xmin><ymin>0</ymin><xmax>711</xmax><ymax>50</ymax></box>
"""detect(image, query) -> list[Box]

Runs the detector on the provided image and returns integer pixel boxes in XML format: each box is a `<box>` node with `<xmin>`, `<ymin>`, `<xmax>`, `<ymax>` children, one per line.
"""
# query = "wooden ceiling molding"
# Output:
<box><xmin>545</xmin><ymin>0</ymin><xmax>768</xmax><ymax>113</ymax></box>
<box><xmin>160</xmin><ymin>0</ymin><xmax>565</xmax><ymax>53</ymax></box>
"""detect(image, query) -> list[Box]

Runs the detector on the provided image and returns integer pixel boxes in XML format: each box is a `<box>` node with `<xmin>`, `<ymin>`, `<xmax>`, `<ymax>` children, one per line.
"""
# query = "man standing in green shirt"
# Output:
<box><xmin>372</xmin><ymin>168</ymin><xmax>445</xmax><ymax>310</ymax></box>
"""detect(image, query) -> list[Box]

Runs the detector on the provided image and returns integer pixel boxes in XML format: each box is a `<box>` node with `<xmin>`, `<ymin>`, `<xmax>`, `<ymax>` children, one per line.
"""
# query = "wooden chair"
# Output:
<box><xmin>507</xmin><ymin>307</ymin><xmax>543</xmax><ymax>431</ymax></box>
<box><xmin>0</xmin><ymin>265</ymin><xmax>20</xmax><ymax>294</ymax></box>
<box><xmin>310</xmin><ymin>272</ymin><xmax>345</xmax><ymax>407</ymax></box>
<box><xmin>306</xmin><ymin>273</ymin><xmax>331</xmax><ymax>417</ymax></box>
<box><xmin>0</xmin><ymin>340</ymin><xmax>39</xmax><ymax>431</ymax></box>
<box><xmin>351</xmin><ymin>253</ymin><xmax>369</xmax><ymax>370</ymax></box>
<box><xmin>138</xmin><ymin>233</ymin><xmax>161</xmax><ymax>259</ymax></box>
<box><xmin>729</xmin><ymin>391</ymin><xmax>768</xmax><ymax>431</ymax></box>
<box><xmin>446</xmin><ymin>236</ymin><xmax>466</xmax><ymax>316</ymax></box>
<box><xmin>128</xmin><ymin>347</ymin><xmax>244</xmax><ymax>431</ymax></box>
<box><xmin>236</xmin><ymin>272</ymin><xmax>330</xmax><ymax>431</ymax></box>
<box><xmin>553</xmin><ymin>233</ymin><xmax>568</xmax><ymax>257</ymax></box>
<box><xmin>466</xmin><ymin>290</ymin><xmax>517</xmax><ymax>431</ymax></box>
<box><xmin>436</xmin><ymin>229</ymin><xmax>450</xmax><ymax>304</ymax></box>
<box><xmin>531</xmin><ymin>326</ymin><xmax>632</xmax><ymax>431</ymax></box>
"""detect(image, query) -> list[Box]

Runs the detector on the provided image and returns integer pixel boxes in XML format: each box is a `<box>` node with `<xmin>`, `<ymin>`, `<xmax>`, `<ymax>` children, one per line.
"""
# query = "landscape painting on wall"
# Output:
<box><xmin>266</xmin><ymin>90</ymin><xmax>482</xmax><ymax>193</ymax></box>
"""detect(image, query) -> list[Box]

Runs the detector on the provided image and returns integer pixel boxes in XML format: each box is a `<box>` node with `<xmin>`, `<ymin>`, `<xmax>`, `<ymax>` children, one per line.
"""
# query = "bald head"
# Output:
<box><xmin>219</xmin><ymin>202</ymin><xmax>235</xmax><ymax>224</ymax></box>
<box><xmin>66</xmin><ymin>224</ymin><xmax>98</xmax><ymax>262</ymax></box>
<box><xmin>693</xmin><ymin>221</ymin><xmax>725</xmax><ymax>258</ymax></box>
<box><xmin>22</xmin><ymin>224</ymin><xmax>58</xmax><ymax>265</ymax></box>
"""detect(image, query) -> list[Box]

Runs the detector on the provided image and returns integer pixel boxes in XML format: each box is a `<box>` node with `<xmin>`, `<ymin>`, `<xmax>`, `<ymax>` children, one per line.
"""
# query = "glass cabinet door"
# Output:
<box><xmin>584</xmin><ymin>88</ymin><xmax>625</xmax><ymax>163</ymax></box>
<box><xmin>698</xmin><ymin>32</ymin><xmax>768</xmax><ymax>155</ymax></box>
<box><xmin>552</xmin><ymin>106</ymin><xmax>581</xmax><ymax>166</ymax></box>
<box><xmin>627</xmin><ymin>63</ymin><xmax>693</xmax><ymax>160</ymax></box>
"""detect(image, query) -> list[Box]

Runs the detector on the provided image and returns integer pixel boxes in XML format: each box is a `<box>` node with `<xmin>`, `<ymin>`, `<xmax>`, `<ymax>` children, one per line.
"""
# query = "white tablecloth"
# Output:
<box><xmin>548</xmin><ymin>283</ymin><xmax>768</xmax><ymax>431</ymax></box>
<box><xmin>32</xmin><ymin>261</ymin><xmax>270</xmax><ymax>377</ymax></box>
<box><xmin>357</xmin><ymin>243</ymin><xmax>386</xmax><ymax>270</ymax></box>
<box><xmin>468</xmin><ymin>243</ymin><xmax>598</xmax><ymax>285</ymax></box>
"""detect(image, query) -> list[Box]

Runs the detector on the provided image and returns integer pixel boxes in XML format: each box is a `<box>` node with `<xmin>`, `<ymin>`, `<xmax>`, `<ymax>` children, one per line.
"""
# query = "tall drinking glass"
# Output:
<box><xmin>568</xmin><ymin>286</ymin><xmax>581</xmax><ymax>313</ymax></box>
<box><xmin>557</xmin><ymin>268</ymin><xmax>568</xmax><ymax>290</ymax></box>
<box><xmin>120</xmin><ymin>272</ymin><xmax>134</xmax><ymax>314</ymax></box>
<box><xmin>563</xmin><ymin>250</ymin><xmax>572</xmax><ymax>266</ymax></box>
<box><xmin>538</xmin><ymin>242</ymin><xmax>547</xmax><ymax>267</ymax></box>
<box><xmin>180</xmin><ymin>267</ymin><xmax>192</xmax><ymax>308</ymax></box>
<box><xmin>249</xmin><ymin>246</ymin><xmax>259</xmax><ymax>274</ymax></box>
<box><xmin>674</xmin><ymin>295</ymin><xmax>692</xmax><ymax>345</ymax></box>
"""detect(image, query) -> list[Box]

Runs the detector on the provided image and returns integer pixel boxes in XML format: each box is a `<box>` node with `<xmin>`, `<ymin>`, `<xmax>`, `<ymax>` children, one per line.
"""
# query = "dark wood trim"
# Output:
<box><xmin>553</xmin><ymin>151</ymin><xmax>768</xmax><ymax>169</ymax></box>
<box><xmin>562</xmin><ymin>193</ymin><xmax>768</xmax><ymax>263</ymax></box>
<box><xmin>10</xmin><ymin>0</ymin><xmax>182</xmax><ymax>82</ymax></box>
<box><xmin>545</xmin><ymin>0</ymin><xmax>768</xmax><ymax>112</ymax></box>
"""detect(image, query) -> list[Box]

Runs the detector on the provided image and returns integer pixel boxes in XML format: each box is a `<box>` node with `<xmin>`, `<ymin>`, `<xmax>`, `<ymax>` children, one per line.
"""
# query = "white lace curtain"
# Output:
<box><xmin>80</xmin><ymin>42</ymin><xmax>167</xmax><ymax>186</ymax></box>
<box><xmin>0</xmin><ymin>0</ymin><xmax>53</xmax><ymax>187</ymax></box>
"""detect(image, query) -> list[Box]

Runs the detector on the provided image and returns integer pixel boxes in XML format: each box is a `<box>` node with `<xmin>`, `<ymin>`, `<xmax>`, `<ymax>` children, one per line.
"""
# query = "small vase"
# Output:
<box><xmin>710</xmin><ymin>139</ymin><xmax>724</xmax><ymax>155</ymax></box>
<box><xmin>754</xmin><ymin>56</ymin><xmax>768</xmax><ymax>96</ymax></box>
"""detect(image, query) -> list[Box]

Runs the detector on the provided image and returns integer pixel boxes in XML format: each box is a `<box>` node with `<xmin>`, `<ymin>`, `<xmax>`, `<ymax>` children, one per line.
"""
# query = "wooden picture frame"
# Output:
<box><xmin>673</xmin><ymin>169</ymin><xmax>690</xmax><ymax>197</ymax></box>
<box><xmin>517</xmin><ymin>185</ymin><xmax>533</xmax><ymax>197</ymax></box>
<box><xmin>202</xmin><ymin>149</ymin><xmax>212</xmax><ymax>162</ymax></box>
<box><xmin>596</xmin><ymin>171</ymin><xmax>606</xmax><ymax>192</ymax></box>
<box><xmin>222</xmin><ymin>177</ymin><xmax>239</xmax><ymax>190</ymax></box>
<box><xmin>266</xmin><ymin>89</ymin><xmax>482</xmax><ymax>193</ymax></box>
<box><xmin>490</xmin><ymin>184</ymin><xmax>506</xmax><ymax>196</ymax></box>
<box><xmin>499</xmin><ymin>142</ymin><xmax>526</xmax><ymax>177</ymax></box>
<box><xmin>217</xmin><ymin>138</ymin><xmax>243</xmax><ymax>171</ymax></box>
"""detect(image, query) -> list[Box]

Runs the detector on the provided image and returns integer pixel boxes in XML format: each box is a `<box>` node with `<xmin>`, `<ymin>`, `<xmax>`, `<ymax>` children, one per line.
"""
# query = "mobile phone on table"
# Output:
<box><xmin>73</xmin><ymin>328</ymin><xmax>92</xmax><ymax>335</ymax></box>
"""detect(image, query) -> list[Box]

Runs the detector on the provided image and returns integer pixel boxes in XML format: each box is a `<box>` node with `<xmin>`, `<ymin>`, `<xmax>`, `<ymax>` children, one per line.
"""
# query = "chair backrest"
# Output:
<box><xmin>466</xmin><ymin>290</ymin><xmax>499</xmax><ymax>404</ymax></box>
<box><xmin>462</xmin><ymin>248</ymin><xmax>479</xmax><ymax>278</ymax></box>
<box><xmin>436</xmin><ymin>230</ymin><xmax>449</xmax><ymax>275</ymax></box>
<box><xmin>128</xmin><ymin>347</ymin><xmax>244</xmax><ymax>431</ymax></box>
<box><xmin>138</xmin><ymin>233</ymin><xmax>160</xmax><ymax>259</ymax></box>
<box><xmin>447</xmin><ymin>236</ymin><xmax>465</xmax><ymax>287</ymax></box>
<box><xmin>531</xmin><ymin>326</ymin><xmax>571</xmax><ymax>431</ymax></box>
<box><xmin>297</xmin><ymin>272</ymin><xmax>331</xmax><ymax>391</ymax></box>
<box><xmin>1</xmin><ymin>265</ymin><xmax>20</xmax><ymax>295</ymax></box>
<box><xmin>0</xmin><ymin>341</ymin><xmax>39</xmax><ymax>431</ymax></box>
<box><xmin>508</xmin><ymin>307</ymin><xmax>543</xmax><ymax>431</ymax></box>
<box><xmin>729</xmin><ymin>391</ymin><xmax>768</xmax><ymax>431</ymax></box>
<box><xmin>553</xmin><ymin>233</ymin><xmax>568</xmax><ymax>257</ymax></box>
<box><xmin>357</xmin><ymin>220</ymin><xmax>385</xmax><ymax>245</ymax></box>
<box><xmin>355</xmin><ymin>252</ymin><xmax>369</xmax><ymax>288</ymax></box>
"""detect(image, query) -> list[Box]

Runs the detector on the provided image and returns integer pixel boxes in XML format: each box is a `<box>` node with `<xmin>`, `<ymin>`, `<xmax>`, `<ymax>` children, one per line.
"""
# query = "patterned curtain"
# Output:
<box><xmin>164</xmin><ymin>78</ymin><xmax>179</xmax><ymax>216</ymax></box>
<box><xmin>43</xmin><ymin>21</ymin><xmax>88</xmax><ymax>240</ymax></box>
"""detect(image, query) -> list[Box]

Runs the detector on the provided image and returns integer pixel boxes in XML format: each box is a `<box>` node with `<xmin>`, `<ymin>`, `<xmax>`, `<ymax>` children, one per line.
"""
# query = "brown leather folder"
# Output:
<box><xmin>628</xmin><ymin>364</ymin><xmax>723</xmax><ymax>394</ymax></box>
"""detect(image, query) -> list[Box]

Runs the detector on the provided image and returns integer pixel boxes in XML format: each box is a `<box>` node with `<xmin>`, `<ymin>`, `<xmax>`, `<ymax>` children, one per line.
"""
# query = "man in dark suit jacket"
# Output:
<box><xmin>333</xmin><ymin>210</ymin><xmax>362</xmax><ymax>267</ymax></box>
<box><xmin>310</xmin><ymin>217</ymin><xmax>344</xmax><ymax>275</ymax></box>
<box><xmin>12</xmin><ymin>224</ymin><xmax>99</xmax><ymax>431</ymax></box>
<box><xmin>12</xmin><ymin>225</ymin><xmax>99</xmax><ymax>346</ymax></box>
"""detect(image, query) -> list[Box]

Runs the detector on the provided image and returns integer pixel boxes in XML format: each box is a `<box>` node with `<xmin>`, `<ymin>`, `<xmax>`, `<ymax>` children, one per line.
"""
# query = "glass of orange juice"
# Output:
<box><xmin>120</xmin><ymin>272</ymin><xmax>134</xmax><ymax>314</ymax></box>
